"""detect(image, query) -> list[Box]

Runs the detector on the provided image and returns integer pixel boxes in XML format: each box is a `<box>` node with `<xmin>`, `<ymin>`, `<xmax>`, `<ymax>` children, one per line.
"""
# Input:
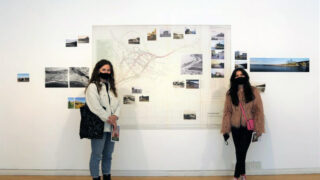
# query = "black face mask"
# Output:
<box><xmin>235</xmin><ymin>77</ymin><xmax>246</xmax><ymax>84</ymax></box>
<box><xmin>99</xmin><ymin>73</ymin><xmax>111</xmax><ymax>80</ymax></box>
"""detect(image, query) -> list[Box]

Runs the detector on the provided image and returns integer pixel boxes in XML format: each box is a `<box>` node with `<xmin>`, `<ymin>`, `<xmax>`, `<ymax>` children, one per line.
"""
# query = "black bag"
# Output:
<box><xmin>79</xmin><ymin>104</ymin><xmax>105</xmax><ymax>139</ymax></box>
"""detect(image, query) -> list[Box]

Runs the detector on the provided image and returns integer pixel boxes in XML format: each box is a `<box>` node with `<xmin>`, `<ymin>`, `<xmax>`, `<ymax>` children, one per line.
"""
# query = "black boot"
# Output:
<box><xmin>93</xmin><ymin>176</ymin><xmax>100</xmax><ymax>180</ymax></box>
<box><xmin>103</xmin><ymin>174</ymin><xmax>111</xmax><ymax>180</ymax></box>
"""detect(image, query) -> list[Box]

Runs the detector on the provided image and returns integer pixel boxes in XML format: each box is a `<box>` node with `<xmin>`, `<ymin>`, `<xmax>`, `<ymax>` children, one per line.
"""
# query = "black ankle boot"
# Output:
<box><xmin>103</xmin><ymin>174</ymin><xmax>111</xmax><ymax>180</ymax></box>
<box><xmin>93</xmin><ymin>176</ymin><xmax>100</xmax><ymax>180</ymax></box>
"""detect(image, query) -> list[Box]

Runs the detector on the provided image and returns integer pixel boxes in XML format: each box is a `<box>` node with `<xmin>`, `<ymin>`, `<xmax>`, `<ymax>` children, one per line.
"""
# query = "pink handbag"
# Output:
<box><xmin>240</xmin><ymin>103</ymin><xmax>255</xmax><ymax>131</ymax></box>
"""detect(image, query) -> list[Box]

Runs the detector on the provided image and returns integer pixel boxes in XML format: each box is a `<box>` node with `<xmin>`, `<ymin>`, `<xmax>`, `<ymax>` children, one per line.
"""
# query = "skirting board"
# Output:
<box><xmin>0</xmin><ymin>169</ymin><xmax>319</xmax><ymax>176</ymax></box>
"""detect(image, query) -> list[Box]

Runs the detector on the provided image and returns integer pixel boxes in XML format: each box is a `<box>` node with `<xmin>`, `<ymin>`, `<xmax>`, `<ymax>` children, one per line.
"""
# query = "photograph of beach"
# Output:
<box><xmin>250</xmin><ymin>58</ymin><xmax>309</xmax><ymax>72</ymax></box>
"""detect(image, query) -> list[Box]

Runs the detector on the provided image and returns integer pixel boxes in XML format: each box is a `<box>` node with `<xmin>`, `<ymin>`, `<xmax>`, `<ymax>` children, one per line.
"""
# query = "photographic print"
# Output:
<box><xmin>128</xmin><ymin>37</ymin><xmax>140</xmax><ymax>44</ymax></box>
<box><xmin>173</xmin><ymin>33</ymin><xmax>184</xmax><ymax>39</ymax></box>
<box><xmin>147</xmin><ymin>29</ymin><xmax>156</xmax><ymax>41</ymax></box>
<box><xmin>78</xmin><ymin>35</ymin><xmax>89</xmax><ymax>43</ymax></box>
<box><xmin>250</xmin><ymin>58</ymin><xmax>309</xmax><ymax>72</ymax></box>
<box><xmin>17</xmin><ymin>73</ymin><xmax>29</xmax><ymax>82</ymax></box>
<box><xmin>123</xmin><ymin>95</ymin><xmax>135</xmax><ymax>104</ymax></box>
<box><xmin>139</xmin><ymin>95</ymin><xmax>149</xmax><ymax>102</ymax></box>
<box><xmin>160</xmin><ymin>29</ymin><xmax>171</xmax><ymax>37</ymax></box>
<box><xmin>66</xmin><ymin>39</ymin><xmax>77</xmax><ymax>47</ymax></box>
<box><xmin>69</xmin><ymin>67</ymin><xmax>89</xmax><ymax>87</ymax></box>
<box><xmin>68</xmin><ymin>97</ymin><xmax>75</xmax><ymax>109</ymax></box>
<box><xmin>45</xmin><ymin>67</ymin><xmax>68</xmax><ymax>88</ymax></box>
<box><xmin>181</xmin><ymin>54</ymin><xmax>203</xmax><ymax>75</ymax></box>
<box><xmin>211</xmin><ymin>40</ymin><xmax>224</xmax><ymax>50</ymax></box>
<box><xmin>173</xmin><ymin>81</ymin><xmax>185</xmax><ymax>88</ymax></box>
<box><xmin>186</xmin><ymin>79</ymin><xmax>199</xmax><ymax>89</ymax></box>
<box><xmin>211</xmin><ymin>69</ymin><xmax>224</xmax><ymax>78</ymax></box>
<box><xmin>211</xmin><ymin>60</ymin><xmax>224</xmax><ymax>69</ymax></box>
<box><xmin>211</xmin><ymin>49</ymin><xmax>224</xmax><ymax>59</ymax></box>
<box><xmin>132</xmin><ymin>87</ymin><xmax>142</xmax><ymax>94</ymax></box>
<box><xmin>183</xmin><ymin>111</ymin><xmax>196</xmax><ymax>120</ymax></box>
<box><xmin>211</xmin><ymin>32</ymin><xmax>224</xmax><ymax>40</ymax></box>
<box><xmin>252</xmin><ymin>82</ymin><xmax>266</xmax><ymax>93</ymax></box>
<box><xmin>75</xmin><ymin>97</ymin><xmax>86</xmax><ymax>109</ymax></box>
<box><xmin>111</xmin><ymin>125</ymin><xmax>120</xmax><ymax>142</ymax></box>
<box><xmin>235</xmin><ymin>60</ymin><xmax>247</xmax><ymax>69</ymax></box>
<box><xmin>185</xmin><ymin>27</ymin><xmax>196</xmax><ymax>34</ymax></box>
<box><xmin>235</xmin><ymin>51</ymin><xmax>247</xmax><ymax>60</ymax></box>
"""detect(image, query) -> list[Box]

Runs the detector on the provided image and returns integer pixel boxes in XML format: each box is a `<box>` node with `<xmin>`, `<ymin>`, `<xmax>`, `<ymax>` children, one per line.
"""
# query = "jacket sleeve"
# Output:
<box><xmin>113</xmin><ymin>98</ymin><xmax>121</xmax><ymax>119</ymax></box>
<box><xmin>86</xmin><ymin>83</ymin><xmax>110</xmax><ymax>122</ymax></box>
<box><xmin>221</xmin><ymin>93</ymin><xmax>232</xmax><ymax>134</ymax></box>
<box><xmin>252</xmin><ymin>87</ymin><xmax>265</xmax><ymax>134</ymax></box>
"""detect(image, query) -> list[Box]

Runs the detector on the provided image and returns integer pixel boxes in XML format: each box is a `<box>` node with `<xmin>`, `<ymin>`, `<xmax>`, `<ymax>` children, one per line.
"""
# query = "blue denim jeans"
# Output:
<box><xmin>90</xmin><ymin>132</ymin><xmax>115</xmax><ymax>178</ymax></box>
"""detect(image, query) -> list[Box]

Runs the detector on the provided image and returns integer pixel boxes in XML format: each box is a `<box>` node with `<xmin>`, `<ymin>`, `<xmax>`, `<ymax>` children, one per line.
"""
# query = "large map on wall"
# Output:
<box><xmin>93</xmin><ymin>25</ymin><xmax>231</xmax><ymax>129</ymax></box>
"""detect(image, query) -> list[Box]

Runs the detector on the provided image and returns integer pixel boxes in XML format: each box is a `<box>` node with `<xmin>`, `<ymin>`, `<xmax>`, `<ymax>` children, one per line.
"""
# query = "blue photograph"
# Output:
<box><xmin>250</xmin><ymin>58</ymin><xmax>309</xmax><ymax>72</ymax></box>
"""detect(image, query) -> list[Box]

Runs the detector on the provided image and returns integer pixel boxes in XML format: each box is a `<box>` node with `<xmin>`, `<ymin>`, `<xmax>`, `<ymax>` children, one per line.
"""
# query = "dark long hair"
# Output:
<box><xmin>85</xmin><ymin>59</ymin><xmax>118</xmax><ymax>97</ymax></box>
<box><xmin>228</xmin><ymin>68</ymin><xmax>254</xmax><ymax>106</ymax></box>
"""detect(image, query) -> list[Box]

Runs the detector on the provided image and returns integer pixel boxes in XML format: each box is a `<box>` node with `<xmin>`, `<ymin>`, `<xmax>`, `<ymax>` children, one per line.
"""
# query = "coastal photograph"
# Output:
<box><xmin>45</xmin><ymin>67</ymin><xmax>68</xmax><ymax>88</ymax></box>
<box><xmin>250</xmin><ymin>58</ymin><xmax>310</xmax><ymax>72</ymax></box>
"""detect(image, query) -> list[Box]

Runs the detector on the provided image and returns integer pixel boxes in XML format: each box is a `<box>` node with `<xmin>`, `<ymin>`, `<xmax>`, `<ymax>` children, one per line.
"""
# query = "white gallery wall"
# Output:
<box><xmin>0</xmin><ymin>0</ymin><xmax>319</xmax><ymax>176</ymax></box>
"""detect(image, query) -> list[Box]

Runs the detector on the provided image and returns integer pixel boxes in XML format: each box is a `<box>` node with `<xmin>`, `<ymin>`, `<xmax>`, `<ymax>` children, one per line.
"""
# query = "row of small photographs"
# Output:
<box><xmin>173</xmin><ymin>79</ymin><xmax>199</xmax><ymax>89</ymax></box>
<box><xmin>184</xmin><ymin>111</ymin><xmax>196</xmax><ymax>120</ymax></box>
<box><xmin>123</xmin><ymin>95</ymin><xmax>149</xmax><ymax>104</ymax></box>
<box><xmin>250</xmin><ymin>58</ymin><xmax>309</xmax><ymax>72</ymax></box>
<box><xmin>45</xmin><ymin>67</ymin><xmax>89</xmax><ymax>88</ymax></box>
<box><xmin>181</xmin><ymin>54</ymin><xmax>203</xmax><ymax>75</ymax></box>
<box><xmin>66</xmin><ymin>35</ymin><xmax>89</xmax><ymax>47</ymax></box>
<box><xmin>211</xmin><ymin>32</ymin><xmax>224</xmax><ymax>63</ymax></box>
<box><xmin>128</xmin><ymin>27</ymin><xmax>197</xmax><ymax>44</ymax></box>
<box><xmin>68</xmin><ymin>97</ymin><xmax>86</xmax><ymax>109</ymax></box>
<box><xmin>17</xmin><ymin>73</ymin><xmax>30</xmax><ymax>82</ymax></box>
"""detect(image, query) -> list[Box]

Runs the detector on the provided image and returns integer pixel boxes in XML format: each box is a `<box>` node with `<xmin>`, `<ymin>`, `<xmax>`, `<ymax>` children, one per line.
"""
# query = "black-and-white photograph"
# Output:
<box><xmin>78</xmin><ymin>36</ymin><xmax>89</xmax><ymax>43</ymax></box>
<box><xmin>160</xmin><ymin>30</ymin><xmax>171</xmax><ymax>37</ymax></box>
<box><xmin>139</xmin><ymin>95</ymin><xmax>149</xmax><ymax>102</ymax></box>
<box><xmin>45</xmin><ymin>67</ymin><xmax>68</xmax><ymax>88</ymax></box>
<box><xmin>211</xmin><ymin>32</ymin><xmax>224</xmax><ymax>40</ymax></box>
<box><xmin>128</xmin><ymin>37</ymin><xmax>140</xmax><ymax>44</ymax></box>
<box><xmin>132</xmin><ymin>87</ymin><xmax>142</xmax><ymax>94</ymax></box>
<box><xmin>69</xmin><ymin>67</ymin><xmax>89</xmax><ymax>87</ymax></box>
<box><xmin>66</xmin><ymin>39</ymin><xmax>77</xmax><ymax>47</ymax></box>
<box><xmin>183</xmin><ymin>111</ymin><xmax>196</xmax><ymax>120</ymax></box>
<box><xmin>186</xmin><ymin>79</ymin><xmax>199</xmax><ymax>89</ymax></box>
<box><xmin>123</xmin><ymin>95</ymin><xmax>135</xmax><ymax>104</ymax></box>
<box><xmin>173</xmin><ymin>81</ymin><xmax>185</xmax><ymax>88</ymax></box>
<box><xmin>235</xmin><ymin>51</ymin><xmax>247</xmax><ymax>60</ymax></box>
<box><xmin>185</xmin><ymin>27</ymin><xmax>196</xmax><ymax>34</ymax></box>
<box><xmin>181</xmin><ymin>54</ymin><xmax>203</xmax><ymax>75</ymax></box>
<box><xmin>211</xmin><ymin>49</ymin><xmax>224</xmax><ymax>59</ymax></box>
<box><xmin>173</xmin><ymin>33</ymin><xmax>184</xmax><ymax>39</ymax></box>
<box><xmin>235</xmin><ymin>60</ymin><xmax>248</xmax><ymax>69</ymax></box>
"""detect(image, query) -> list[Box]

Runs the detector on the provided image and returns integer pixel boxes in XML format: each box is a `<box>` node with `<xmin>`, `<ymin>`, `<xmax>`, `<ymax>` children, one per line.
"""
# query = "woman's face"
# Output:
<box><xmin>235</xmin><ymin>70</ymin><xmax>245</xmax><ymax>79</ymax></box>
<box><xmin>99</xmin><ymin>64</ymin><xmax>111</xmax><ymax>74</ymax></box>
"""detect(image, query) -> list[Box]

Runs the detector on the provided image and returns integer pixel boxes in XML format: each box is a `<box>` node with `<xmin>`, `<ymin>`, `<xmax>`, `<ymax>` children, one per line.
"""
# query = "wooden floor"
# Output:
<box><xmin>0</xmin><ymin>175</ymin><xmax>320</xmax><ymax>180</ymax></box>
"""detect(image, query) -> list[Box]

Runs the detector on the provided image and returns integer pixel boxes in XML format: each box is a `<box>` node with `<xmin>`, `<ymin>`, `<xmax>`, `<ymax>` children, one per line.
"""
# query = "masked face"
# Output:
<box><xmin>99</xmin><ymin>72</ymin><xmax>111</xmax><ymax>80</ymax></box>
<box><xmin>99</xmin><ymin>64</ymin><xmax>111</xmax><ymax>81</ymax></box>
<box><xmin>235</xmin><ymin>77</ymin><xmax>246</xmax><ymax>84</ymax></box>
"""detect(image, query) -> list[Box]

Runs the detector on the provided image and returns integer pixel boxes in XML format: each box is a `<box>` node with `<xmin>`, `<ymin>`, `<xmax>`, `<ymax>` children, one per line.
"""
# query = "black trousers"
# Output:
<box><xmin>231</xmin><ymin>126</ymin><xmax>253</xmax><ymax>178</ymax></box>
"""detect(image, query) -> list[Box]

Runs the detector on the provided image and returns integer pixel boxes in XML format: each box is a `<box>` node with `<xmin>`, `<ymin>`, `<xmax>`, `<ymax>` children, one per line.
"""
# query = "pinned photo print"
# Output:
<box><xmin>78</xmin><ymin>35</ymin><xmax>89</xmax><ymax>43</ymax></box>
<box><xmin>235</xmin><ymin>51</ymin><xmax>247</xmax><ymax>60</ymax></box>
<box><xmin>211</xmin><ymin>40</ymin><xmax>224</xmax><ymax>50</ymax></box>
<box><xmin>211</xmin><ymin>32</ymin><xmax>224</xmax><ymax>40</ymax></box>
<box><xmin>17</xmin><ymin>73</ymin><xmax>30</xmax><ymax>82</ymax></box>
<box><xmin>235</xmin><ymin>60</ymin><xmax>247</xmax><ymax>69</ymax></box>
<box><xmin>211</xmin><ymin>69</ymin><xmax>224</xmax><ymax>78</ymax></box>
<box><xmin>68</xmin><ymin>97</ymin><xmax>75</xmax><ymax>109</ymax></box>
<box><xmin>186</xmin><ymin>79</ymin><xmax>199</xmax><ymax>89</ymax></box>
<box><xmin>181</xmin><ymin>54</ymin><xmax>203</xmax><ymax>75</ymax></box>
<box><xmin>250</xmin><ymin>58</ymin><xmax>309</xmax><ymax>72</ymax></box>
<box><xmin>128</xmin><ymin>37</ymin><xmax>140</xmax><ymax>44</ymax></box>
<box><xmin>139</xmin><ymin>95</ymin><xmax>149</xmax><ymax>102</ymax></box>
<box><xmin>147</xmin><ymin>29</ymin><xmax>157</xmax><ymax>41</ymax></box>
<box><xmin>66</xmin><ymin>39</ymin><xmax>77</xmax><ymax>47</ymax></box>
<box><xmin>173</xmin><ymin>81</ymin><xmax>185</xmax><ymax>88</ymax></box>
<box><xmin>211</xmin><ymin>49</ymin><xmax>224</xmax><ymax>59</ymax></box>
<box><xmin>75</xmin><ymin>97</ymin><xmax>86</xmax><ymax>109</ymax></box>
<box><xmin>160</xmin><ymin>30</ymin><xmax>171</xmax><ymax>37</ymax></box>
<box><xmin>183</xmin><ymin>111</ymin><xmax>196</xmax><ymax>120</ymax></box>
<box><xmin>185</xmin><ymin>27</ymin><xmax>196</xmax><ymax>34</ymax></box>
<box><xmin>211</xmin><ymin>60</ymin><xmax>224</xmax><ymax>69</ymax></box>
<box><xmin>173</xmin><ymin>33</ymin><xmax>184</xmax><ymax>39</ymax></box>
<box><xmin>45</xmin><ymin>67</ymin><xmax>68</xmax><ymax>88</ymax></box>
<box><xmin>132</xmin><ymin>87</ymin><xmax>142</xmax><ymax>94</ymax></box>
<box><xmin>123</xmin><ymin>95</ymin><xmax>135</xmax><ymax>104</ymax></box>
<box><xmin>69</xmin><ymin>67</ymin><xmax>89</xmax><ymax>87</ymax></box>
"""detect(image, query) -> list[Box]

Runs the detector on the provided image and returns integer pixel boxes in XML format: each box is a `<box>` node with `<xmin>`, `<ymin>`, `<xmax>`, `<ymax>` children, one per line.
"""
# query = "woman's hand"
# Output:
<box><xmin>107</xmin><ymin>115</ymin><xmax>118</xmax><ymax>126</ymax></box>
